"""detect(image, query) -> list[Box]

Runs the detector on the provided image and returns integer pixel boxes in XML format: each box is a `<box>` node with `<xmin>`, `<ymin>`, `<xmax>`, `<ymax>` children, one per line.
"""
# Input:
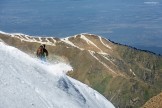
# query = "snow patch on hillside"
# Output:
<box><xmin>99</xmin><ymin>36</ymin><xmax>112</xmax><ymax>50</ymax></box>
<box><xmin>80</xmin><ymin>34</ymin><xmax>102</xmax><ymax>51</ymax></box>
<box><xmin>0</xmin><ymin>31</ymin><xmax>56</xmax><ymax>46</ymax></box>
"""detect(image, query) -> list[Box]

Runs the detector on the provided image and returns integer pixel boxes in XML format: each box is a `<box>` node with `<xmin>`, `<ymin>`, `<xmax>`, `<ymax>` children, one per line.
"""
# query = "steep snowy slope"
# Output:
<box><xmin>0</xmin><ymin>42</ymin><xmax>115</xmax><ymax>108</ymax></box>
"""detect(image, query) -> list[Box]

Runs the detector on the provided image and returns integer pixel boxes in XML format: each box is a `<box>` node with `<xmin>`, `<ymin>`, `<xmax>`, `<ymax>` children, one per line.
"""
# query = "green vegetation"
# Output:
<box><xmin>93</xmin><ymin>76</ymin><xmax>112</xmax><ymax>94</ymax></box>
<box><xmin>144</xmin><ymin>90</ymin><xmax>149</xmax><ymax>100</ymax></box>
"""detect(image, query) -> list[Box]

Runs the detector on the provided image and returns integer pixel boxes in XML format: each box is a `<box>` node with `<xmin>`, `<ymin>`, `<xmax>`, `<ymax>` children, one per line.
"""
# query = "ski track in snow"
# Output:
<box><xmin>0</xmin><ymin>42</ymin><xmax>115</xmax><ymax>108</ymax></box>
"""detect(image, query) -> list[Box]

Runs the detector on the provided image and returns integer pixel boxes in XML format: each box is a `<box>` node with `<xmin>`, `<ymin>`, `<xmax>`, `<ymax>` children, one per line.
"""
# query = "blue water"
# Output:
<box><xmin>0</xmin><ymin>0</ymin><xmax>162</xmax><ymax>54</ymax></box>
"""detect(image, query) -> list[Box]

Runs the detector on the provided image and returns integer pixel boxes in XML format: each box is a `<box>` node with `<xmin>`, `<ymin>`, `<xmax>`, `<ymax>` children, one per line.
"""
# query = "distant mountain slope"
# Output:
<box><xmin>1</xmin><ymin>32</ymin><xmax>162</xmax><ymax>108</ymax></box>
<box><xmin>0</xmin><ymin>42</ymin><xmax>115</xmax><ymax>108</ymax></box>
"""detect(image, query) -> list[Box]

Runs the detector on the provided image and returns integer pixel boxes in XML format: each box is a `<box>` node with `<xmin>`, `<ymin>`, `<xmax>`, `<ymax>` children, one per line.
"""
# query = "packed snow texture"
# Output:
<box><xmin>0</xmin><ymin>42</ymin><xmax>115</xmax><ymax>108</ymax></box>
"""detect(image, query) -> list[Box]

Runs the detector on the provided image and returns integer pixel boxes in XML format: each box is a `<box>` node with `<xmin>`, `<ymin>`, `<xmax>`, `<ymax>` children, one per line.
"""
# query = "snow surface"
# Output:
<box><xmin>0</xmin><ymin>42</ymin><xmax>115</xmax><ymax>108</ymax></box>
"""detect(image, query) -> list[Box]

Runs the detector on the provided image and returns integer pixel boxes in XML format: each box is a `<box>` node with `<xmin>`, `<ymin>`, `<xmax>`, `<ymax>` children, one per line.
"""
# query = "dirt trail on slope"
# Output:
<box><xmin>142</xmin><ymin>93</ymin><xmax>162</xmax><ymax>108</ymax></box>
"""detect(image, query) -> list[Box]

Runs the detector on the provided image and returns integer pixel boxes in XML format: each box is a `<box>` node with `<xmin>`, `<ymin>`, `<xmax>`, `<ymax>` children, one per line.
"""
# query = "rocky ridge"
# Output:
<box><xmin>1</xmin><ymin>32</ymin><xmax>162</xmax><ymax>108</ymax></box>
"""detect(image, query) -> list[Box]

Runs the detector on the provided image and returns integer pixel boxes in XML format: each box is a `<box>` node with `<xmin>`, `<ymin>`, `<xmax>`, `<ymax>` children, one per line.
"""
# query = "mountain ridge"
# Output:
<box><xmin>1</xmin><ymin>32</ymin><xmax>162</xmax><ymax>108</ymax></box>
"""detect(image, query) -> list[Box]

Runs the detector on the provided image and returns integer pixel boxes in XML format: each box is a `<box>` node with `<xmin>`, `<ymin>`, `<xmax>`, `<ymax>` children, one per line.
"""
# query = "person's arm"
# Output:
<box><xmin>44</xmin><ymin>49</ymin><xmax>48</xmax><ymax>56</ymax></box>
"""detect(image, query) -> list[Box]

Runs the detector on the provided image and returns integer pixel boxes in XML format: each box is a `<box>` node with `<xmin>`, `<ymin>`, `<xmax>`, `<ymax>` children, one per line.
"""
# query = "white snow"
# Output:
<box><xmin>0</xmin><ymin>31</ymin><xmax>24</xmax><ymax>37</ymax></box>
<box><xmin>80</xmin><ymin>34</ymin><xmax>102</xmax><ymax>51</ymax></box>
<box><xmin>99</xmin><ymin>36</ymin><xmax>112</xmax><ymax>50</ymax></box>
<box><xmin>0</xmin><ymin>42</ymin><xmax>115</xmax><ymax>108</ymax></box>
<box><xmin>89</xmin><ymin>50</ymin><xmax>116</xmax><ymax>75</ymax></box>
<box><xmin>0</xmin><ymin>31</ymin><xmax>56</xmax><ymax>46</ymax></box>
<box><xmin>45</xmin><ymin>38</ymin><xmax>51</xmax><ymax>43</ymax></box>
<box><xmin>61</xmin><ymin>37</ymin><xmax>77</xmax><ymax>47</ymax></box>
<box><xmin>61</xmin><ymin>38</ymin><xmax>84</xmax><ymax>51</ymax></box>
<box><xmin>101</xmin><ymin>55</ymin><xmax>116</xmax><ymax>66</ymax></box>
<box><xmin>39</xmin><ymin>37</ymin><xmax>43</xmax><ymax>42</ymax></box>
<box><xmin>0</xmin><ymin>31</ymin><xmax>8</xmax><ymax>35</ymax></box>
<box><xmin>51</xmin><ymin>37</ymin><xmax>56</xmax><ymax>43</ymax></box>
<box><xmin>130</xmin><ymin>69</ymin><xmax>136</xmax><ymax>76</ymax></box>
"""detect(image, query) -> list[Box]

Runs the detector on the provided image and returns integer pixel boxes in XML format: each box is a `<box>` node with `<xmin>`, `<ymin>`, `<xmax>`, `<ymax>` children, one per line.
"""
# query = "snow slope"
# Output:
<box><xmin>0</xmin><ymin>42</ymin><xmax>115</xmax><ymax>108</ymax></box>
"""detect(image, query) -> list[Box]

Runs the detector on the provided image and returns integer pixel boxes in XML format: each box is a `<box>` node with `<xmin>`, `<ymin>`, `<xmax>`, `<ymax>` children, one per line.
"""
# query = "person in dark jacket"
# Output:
<box><xmin>36</xmin><ymin>44</ymin><xmax>48</xmax><ymax>62</ymax></box>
